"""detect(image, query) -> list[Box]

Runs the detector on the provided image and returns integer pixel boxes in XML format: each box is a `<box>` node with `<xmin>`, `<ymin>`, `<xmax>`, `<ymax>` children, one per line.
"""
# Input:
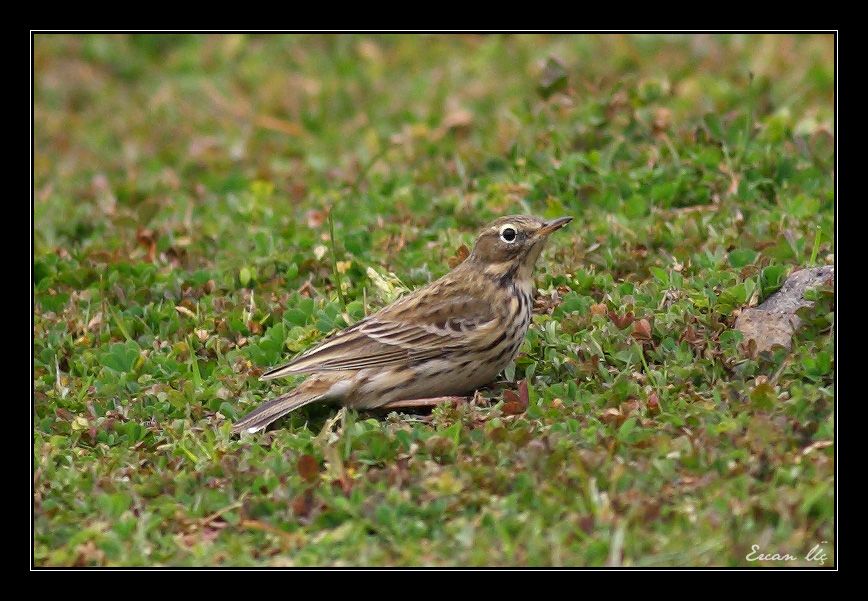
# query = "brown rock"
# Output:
<box><xmin>734</xmin><ymin>266</ymin><xmax>833</xmax><ymax>354</ymax></box>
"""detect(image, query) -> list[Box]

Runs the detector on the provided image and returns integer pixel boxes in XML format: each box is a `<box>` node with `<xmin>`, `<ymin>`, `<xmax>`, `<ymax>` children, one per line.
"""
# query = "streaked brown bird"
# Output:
<box><xmin>232</xmin><ymin>215</ymin><xmax>572</xmax><ymax>434</ymax></box>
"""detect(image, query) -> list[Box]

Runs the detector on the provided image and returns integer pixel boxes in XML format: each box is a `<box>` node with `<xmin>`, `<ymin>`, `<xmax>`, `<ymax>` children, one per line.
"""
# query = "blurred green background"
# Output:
<box><xmin>34</xmin><ymin>34</ymin><xmax>834</xmax><ymax>567</ymax></box>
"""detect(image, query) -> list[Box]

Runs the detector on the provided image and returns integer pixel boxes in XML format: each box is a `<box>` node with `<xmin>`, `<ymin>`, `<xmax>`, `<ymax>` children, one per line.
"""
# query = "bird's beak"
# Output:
<box><xmin>536</xmin><ymin>216</ymin><xmax>573</xmax><ymax>237</ymax></box>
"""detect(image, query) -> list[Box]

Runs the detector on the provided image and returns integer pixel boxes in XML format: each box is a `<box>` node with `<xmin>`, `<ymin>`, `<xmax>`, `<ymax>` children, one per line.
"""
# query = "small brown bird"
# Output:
<box><xmin>232</xmin><ymin>215</ymin><xmax>572</xmax><ymax>434</ymax></box>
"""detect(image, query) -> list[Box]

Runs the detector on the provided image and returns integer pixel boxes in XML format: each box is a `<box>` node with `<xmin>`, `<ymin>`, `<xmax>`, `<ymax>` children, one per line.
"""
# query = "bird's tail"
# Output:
<box><xmin>231</xmin><ymin>383</ymin><xmax>327</xmax><ymax>435</ymax></box>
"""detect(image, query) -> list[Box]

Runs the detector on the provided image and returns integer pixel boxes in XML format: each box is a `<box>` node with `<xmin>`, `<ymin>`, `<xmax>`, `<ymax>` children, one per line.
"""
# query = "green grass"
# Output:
<box><xmin>33</xmin><ymin>33</ymin><xmax>834</xmax><ymax>567</ymax></box>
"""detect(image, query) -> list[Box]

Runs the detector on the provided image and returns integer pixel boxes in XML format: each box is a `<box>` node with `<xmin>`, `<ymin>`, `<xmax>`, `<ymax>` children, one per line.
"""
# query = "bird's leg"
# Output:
<box><xmin>375</xmin><ymin>396</ymin><xmax>470</xmax><ymax>410</ymax></box>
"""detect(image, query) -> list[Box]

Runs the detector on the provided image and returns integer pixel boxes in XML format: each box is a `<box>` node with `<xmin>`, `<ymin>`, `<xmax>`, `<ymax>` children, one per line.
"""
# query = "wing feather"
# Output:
<box><xmin>260</xmin><ymin>288</ymin><xmax>499</xmax><ymax>379</ymax></box>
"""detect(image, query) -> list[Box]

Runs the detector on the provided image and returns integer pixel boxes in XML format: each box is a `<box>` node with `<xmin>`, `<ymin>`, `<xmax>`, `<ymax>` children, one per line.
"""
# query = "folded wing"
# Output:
<box><xmin>260</xmin><ymin>292</ymin><xmax>497</xmax><ymax>379</ymax></box>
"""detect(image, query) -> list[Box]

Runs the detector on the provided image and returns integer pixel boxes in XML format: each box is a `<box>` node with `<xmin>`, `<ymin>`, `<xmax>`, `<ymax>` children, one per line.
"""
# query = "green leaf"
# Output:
<box><xmin>99</xmin><ymin>341</ymin><xmax>141</xmax><ymax>374</ymax></box>
<box><xmin>718</xmin><ymin>283</ymin><xmax>748</xmax><ymax>314</ymax></box>
<box><xmin>440</xmin><ymin>422</ymin><xmax>462</xmax><ymax>446</ymax></box>
<box><xmin>704</xmin><ymin>113</ymin><xmax>725</xmax><ymax>140</ymax></box>
<box><xmin>299</xmin><ymin>297</ymin><xmax>315</xmax><ymax>316</ymax></box>
<box><xmin>284</xmin><ymin>308</ymin><xmax>308</xmax><ymax>326</ymax></box>
<box><xmin>617</xmin><ymin>417</ymin><xmax>638</xmax><ymax>442</ymax></box>
<box><xmin>98</xmin><ymin>492</ymin><xmax>132</xmax><ymax>518</ymax></box>
<box><xmin>39</xmin><ymin>292</ymin><xmax>69</xmax><ymax>313</ymax></box>
<box><xmin>728</xmin><ymin>249</ymin><xmax>758</xmax><ymax>268</ymax></box>
<box><xmin>760</xmin><ymin>265</ymin><xmax>787</xmax><ymax>298</ymax></box>
<box><xmin>624</xmin><ymin>195</ymin><xmax>649</xmax><ymax>218</ymax></box>
<box><xmin>285</xmin><ymin>262</ymin><xmax>299</xmax><ymax>280</ymax></box>
<box><xmin>650</xmin><ymin>267</ymin><xmax>669</xmax><ymax>285</ymax></box>
<box><xmin>239</xmin><ymin>267</ymin><xmax>253</xmax><ymax>287</ymax></box>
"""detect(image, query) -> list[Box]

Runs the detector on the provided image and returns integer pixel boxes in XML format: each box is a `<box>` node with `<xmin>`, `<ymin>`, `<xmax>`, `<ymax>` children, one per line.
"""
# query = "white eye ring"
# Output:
<box><xmin>499</xmin><ymin>224</ymin><xmax>517</xmax><ymax>243</ymax></box>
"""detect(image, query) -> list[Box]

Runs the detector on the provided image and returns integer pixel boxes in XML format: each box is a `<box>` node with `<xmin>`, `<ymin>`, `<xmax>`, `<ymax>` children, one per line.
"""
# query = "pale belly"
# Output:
<box><xmin>337</xmin><ymin>286</ymin><xmax>533</xmax><ymax>408</ymax></box>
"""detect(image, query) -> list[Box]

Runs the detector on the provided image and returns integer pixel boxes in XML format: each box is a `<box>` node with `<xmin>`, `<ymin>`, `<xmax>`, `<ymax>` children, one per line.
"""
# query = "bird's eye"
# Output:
<box><xmin>500</xmin><ymin>226</ymin><xmax>517</xmax><ymax>243</ymax></box>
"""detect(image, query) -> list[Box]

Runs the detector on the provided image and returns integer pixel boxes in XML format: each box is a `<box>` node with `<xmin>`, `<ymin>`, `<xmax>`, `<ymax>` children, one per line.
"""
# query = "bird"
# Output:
<box><xmin>232</xmin><ymin>214</ymin><xmax>573</xmax><ymax>434</ymax></box>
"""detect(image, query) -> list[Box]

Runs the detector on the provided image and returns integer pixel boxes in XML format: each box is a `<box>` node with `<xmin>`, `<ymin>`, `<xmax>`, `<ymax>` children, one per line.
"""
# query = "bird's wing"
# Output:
<box><xmin>260</xmin><ymin>291</ymin><xmax>498</xmax><ymax>379</ymax></box>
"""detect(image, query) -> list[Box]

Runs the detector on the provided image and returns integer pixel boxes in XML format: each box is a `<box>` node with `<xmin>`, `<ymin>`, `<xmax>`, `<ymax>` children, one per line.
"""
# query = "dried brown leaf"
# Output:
<box><xmin>255</xmin><ymin>114</ymin><xmax>303</xmax><ymax>137</ymax></box>
<box><xmin>518</xmin><ymin>379</ymin><xmax>529</xmax><ymax>406</ymax></box>
<box><xmin>652</xmin><ymin>108</ymin><xmax>672</xmax><ymax>134</ymax></box>
<box><xmin>136</xmin><ymin>228</ymin><xmax>157</xmax><ymax>263</ymax></box>
<box><xmin>502</xmin><ymin>401</ymin><xmax>526</xmax><ymax>416</ymax></box>
<box><xmin>447</xmin><ymin>244</ymin><xmax>470</xmax><ymax>268</ymax></box>
<box><xmin>292</xmin><ymin>489</ymin><xmax>315</xmax><ymax>518</ymax></box>
<box><xmin>297</xmin><ymin>454</ymin><xmax>320</xmax><ymax>483</ymax></box>
<box><xmin>441</xmin><ymin>108</ymin><xmax>474</xmax><ymax>132</ymax></box>
<box><xmin>646</xmin><ymin>392</ymin><xmax>660</xmax><ymax>413</ymax></box>
<box><xmin>590</xmin><ymin>303</ymin><xmax>608</xmax><ymax>317</ymax></box>
<box><xmin>609</xmin><ymin>311</ymin><xmax>634</xmax><ymax>329</ymax></box>
<box><xmin>306</xmin><ymin>209</ymin><xmax>327</xmax><ymax>229</ymax></box>
<box><xmin>632</xmin><ymin>318</ymin><xmax>652</xmax><ymax>341</ymax></box>
<box><xmin>600</xmin><ymin>407</ymin><xmax>624</xmax><ymax>425</ymax></box>
<box><xmin>175</xmin><ymin>305</ymin><xmax>196</xmax><ymax>319</ymax></box>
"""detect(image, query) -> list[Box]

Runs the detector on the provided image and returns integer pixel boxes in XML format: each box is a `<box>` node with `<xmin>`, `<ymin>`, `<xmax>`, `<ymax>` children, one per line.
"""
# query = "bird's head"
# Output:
<box><xmin>467</xmin><ymin>214</ymin><xmax>572</xmax><ymax>285</ymax></box>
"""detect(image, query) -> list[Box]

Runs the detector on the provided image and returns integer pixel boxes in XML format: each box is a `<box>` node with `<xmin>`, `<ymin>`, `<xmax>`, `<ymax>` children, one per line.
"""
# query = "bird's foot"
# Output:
<box><xmin>374</xmin><ymin>396</ymin><xmax>470</xmax><ymax>411</ymax></box>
